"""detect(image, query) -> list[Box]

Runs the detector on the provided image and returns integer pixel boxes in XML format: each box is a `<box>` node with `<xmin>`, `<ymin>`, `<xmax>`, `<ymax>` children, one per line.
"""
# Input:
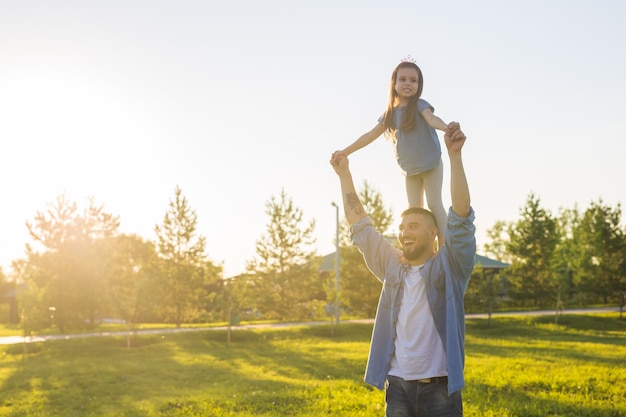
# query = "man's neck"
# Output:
<box><xmin>408</xmin><ymin>251</ymin><xmax>434</xmax><ymax>266</ymax></box>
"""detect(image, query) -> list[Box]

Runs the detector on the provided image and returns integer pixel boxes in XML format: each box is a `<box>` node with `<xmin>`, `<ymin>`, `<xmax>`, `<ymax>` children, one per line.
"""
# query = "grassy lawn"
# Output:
<box><xmin>0</xmin><ymin>314</ymin><xmax>624</xmax><ymax>416</ymax></box>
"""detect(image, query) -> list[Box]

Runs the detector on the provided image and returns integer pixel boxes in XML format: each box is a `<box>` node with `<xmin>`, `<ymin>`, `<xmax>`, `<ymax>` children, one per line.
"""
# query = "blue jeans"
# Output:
<box><xmin>385</xmin><ymin>375</ymin><xmax>463</xmax><ymax>417</ymax></box>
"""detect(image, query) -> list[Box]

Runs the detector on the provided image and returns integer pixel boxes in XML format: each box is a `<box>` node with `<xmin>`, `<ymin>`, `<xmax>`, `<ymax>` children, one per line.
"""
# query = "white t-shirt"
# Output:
<box><xmin>388</xmin><ymin>264</ymin><xmax>447</xmax><ymax>380</ymax></box>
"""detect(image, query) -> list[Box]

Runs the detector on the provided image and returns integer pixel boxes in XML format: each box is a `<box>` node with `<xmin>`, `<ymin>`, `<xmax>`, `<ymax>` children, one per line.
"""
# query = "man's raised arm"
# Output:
<box><xmin>444</xmin><ymin>123</ymin><xmax>471</xmax><ymax>218</ymax></box>
<box><xmin>330</xmin><ymin>153</ymin><xmax>367</xmax><ymax>226</ymax></box>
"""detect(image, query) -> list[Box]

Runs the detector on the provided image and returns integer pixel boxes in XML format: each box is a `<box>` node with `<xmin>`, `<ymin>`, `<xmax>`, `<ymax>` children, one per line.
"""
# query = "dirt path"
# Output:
<box><xmin>0</xmin><ymin>306</ymin><xmax>620</xmax><ymax>345</ymax></box>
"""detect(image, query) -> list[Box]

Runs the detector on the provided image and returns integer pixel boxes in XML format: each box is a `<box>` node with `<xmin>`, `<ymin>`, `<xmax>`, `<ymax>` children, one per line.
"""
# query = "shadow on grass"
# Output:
<box><xmin>464</xmin><ymin>315</ymin><xmax>626</xmax><ymax>416</ymax></box>
<box><xmin>468</xmin><ymin>314</ymin><xmax>626</xmax><ymax>345</ymax></box>
<box><xmin>467</xmin><ymin>315</ymin><xmax>626</xmax><ymax>367</ymax></box>
<box><xmin>1</xmin><ymin>316</ymin><xmax>623</xmax><ymax>416</ymax></box>
<box><xmin>0</xmin><ymin>323</ymin><xmax>375</xmax><ymax>416</ymax></box>
<box><xmin>467</xmin><ymin>381</ymin><xmax>625</xmax><ymax>417</ymax></box>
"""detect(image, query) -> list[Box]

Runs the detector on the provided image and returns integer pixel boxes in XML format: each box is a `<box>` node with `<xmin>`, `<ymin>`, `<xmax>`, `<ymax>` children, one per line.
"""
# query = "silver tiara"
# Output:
<box><xmin>401</xmin><ymin>54</ymin><xmax>416</xmax><ymax>64</ymax></box>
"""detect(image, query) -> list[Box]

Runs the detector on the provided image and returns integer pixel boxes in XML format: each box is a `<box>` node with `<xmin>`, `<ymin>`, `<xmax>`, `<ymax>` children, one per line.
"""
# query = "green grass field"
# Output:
<box><xmin>0</xmin><ymin>314</ymin><xmax>624</xmax><ymax>416</ymax></box>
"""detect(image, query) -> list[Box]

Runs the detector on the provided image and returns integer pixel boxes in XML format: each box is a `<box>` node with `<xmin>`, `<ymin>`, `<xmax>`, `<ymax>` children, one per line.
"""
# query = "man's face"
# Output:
<box><xmin>398</xmin><ymin>213</ymin><xmax>436</xmax><ymax>262</ymax></box>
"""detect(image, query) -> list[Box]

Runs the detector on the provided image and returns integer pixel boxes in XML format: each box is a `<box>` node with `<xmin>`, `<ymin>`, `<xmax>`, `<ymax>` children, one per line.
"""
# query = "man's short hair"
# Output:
<box><xmin>400</xmin><ymin>207</ymin><xmax>438</xmax><ymax>229</ymax></box>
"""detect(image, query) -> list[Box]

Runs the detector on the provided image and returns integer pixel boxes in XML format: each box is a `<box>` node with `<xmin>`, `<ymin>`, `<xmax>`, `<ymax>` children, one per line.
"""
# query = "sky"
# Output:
<box><xmin>1</xmin><ymin>0</ymin><xmax>625</xmax><ymax>278</ymax></box>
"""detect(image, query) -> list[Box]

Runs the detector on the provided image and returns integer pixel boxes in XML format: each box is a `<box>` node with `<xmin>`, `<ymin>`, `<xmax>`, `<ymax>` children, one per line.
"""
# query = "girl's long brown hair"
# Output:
<box><xmin>382</xmin><ymin>62</ymin><xmax>424</xmax><ymax>140</ymax></box>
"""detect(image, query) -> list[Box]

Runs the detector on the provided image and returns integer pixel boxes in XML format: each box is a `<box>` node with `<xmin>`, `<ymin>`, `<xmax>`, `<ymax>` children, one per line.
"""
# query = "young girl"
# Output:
<box><xmin>333</xmin><ymin>57</ymin><xmax>452</xmax><ymax>247</ymax></box>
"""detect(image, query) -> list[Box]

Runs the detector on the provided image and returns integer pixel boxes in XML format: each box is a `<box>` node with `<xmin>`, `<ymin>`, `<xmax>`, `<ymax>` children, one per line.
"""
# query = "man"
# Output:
<box><xmin>330</xmin><ymin>123</ymin><xmax>475</xmax><ymax>416</ymax></box>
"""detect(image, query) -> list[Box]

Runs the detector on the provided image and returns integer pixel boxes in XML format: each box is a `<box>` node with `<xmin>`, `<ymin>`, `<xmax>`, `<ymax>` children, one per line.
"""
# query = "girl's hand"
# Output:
<box><xmin>446</xmin><ymin>121</ymin><xmax>460</xmax><ymax>133</ymax></box>
<box><xmin>444</xmin><ymin>122</ymin><xmax>466</xmax><ymax>151</ymax></box>
<box><xmin>330</xmin><ymin>152</ymin><xmax>350</xmax><ymax>175</ymax></box>
<box><xmin>331</xmin><ymin>150</ymin><xmax>347</xmax><ymax>162</ymax></box>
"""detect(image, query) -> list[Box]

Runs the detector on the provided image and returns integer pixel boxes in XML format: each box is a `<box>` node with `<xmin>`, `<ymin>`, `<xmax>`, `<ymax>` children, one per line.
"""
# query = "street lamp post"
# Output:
<box><xmin>331</xmin><ymin>202</ymin><xmax>340</xmax><ymax>325</ymax></box>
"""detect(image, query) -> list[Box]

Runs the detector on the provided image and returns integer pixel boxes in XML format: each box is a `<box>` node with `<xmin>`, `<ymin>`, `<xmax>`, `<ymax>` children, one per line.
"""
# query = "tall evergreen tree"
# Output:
<box><xmin>154</xmin><ymin>186</ymin><xmax>221</xmax><ymax>327</ymax></box>
<box><xmin>571</xmin><ymin>200</ymin><xmax>626</xmax><ymax>305</ymax></box>
<box><xmin>506</xmin><ymin>193</ymin><xmax>561</xmax><ymax>307</ymax></box>
<box><xmin>246</xmin><ymin>188</ymin><xmax>320</xmax><ymax>321</ymax></box>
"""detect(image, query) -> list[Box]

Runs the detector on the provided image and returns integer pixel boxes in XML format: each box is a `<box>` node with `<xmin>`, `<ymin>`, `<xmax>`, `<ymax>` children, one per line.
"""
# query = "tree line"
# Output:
<box><xmin>466</xmin><ymin>193</ymin><xmax>626</xmax><ymax>316</ymax></box>
<box><xmin>1</xmin><ymin>185</ymin><xmax>624</xmax><ymax>335</ymax></box>
<box><xmin>327</xmin><ymin>186</ymin><xmax>625</xmax><ymax>321</ymax></box>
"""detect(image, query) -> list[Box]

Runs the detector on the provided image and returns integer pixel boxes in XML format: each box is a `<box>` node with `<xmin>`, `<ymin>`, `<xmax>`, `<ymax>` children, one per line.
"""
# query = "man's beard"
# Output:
<box><xmin>402</xmin><ymin>241</ymin><xmax>429</xmax><ymax>261</ymax></box>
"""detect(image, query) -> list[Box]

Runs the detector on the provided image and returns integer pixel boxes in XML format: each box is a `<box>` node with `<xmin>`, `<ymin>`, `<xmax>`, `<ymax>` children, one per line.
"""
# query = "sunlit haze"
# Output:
<box><xmin>1</xmin><ymin>1</ymin><xmax>625</xmax><ymax>277</ymax></box>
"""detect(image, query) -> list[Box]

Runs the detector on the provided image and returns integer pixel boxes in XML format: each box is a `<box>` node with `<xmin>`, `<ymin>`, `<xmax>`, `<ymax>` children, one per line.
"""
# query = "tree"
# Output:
<box><xmin>154</xmin><ymin>186</ymin><xmax>221</xmax><ymax>327</ymax></box>
<box><xmin>471</xmin><ymin>220</ymin><xmax>514</xmax><ymax>320</ymax></box>
<box><xmin>246</xmin><ymin>188</ymin><xmax>320</xmax><ymax>321</ymax></box>
<box><xmin>102</xmin><ymin>234</ymin><xmax>157</xmax><ymax>346</ymax></box>
<box><xmin>0</xmin><ymin>266</ymin><xmax>18</xmax><ymax>324</ymax></box>
<box><xmin>570</xmin><ymin>200</ymin><xmax>626</xmax><ymax>307</ymax></box>
<box><xmin>12</xmin><ymin>258</ymin><xmax>47</xmax><ymax>337</ymax></box>
<box><xmin>483</xmin><ymin>220</ymin><xmax>513</xmax><ymax>264</ymax></box>
<box><xmin>22</xmin><ymin>194</ymin><xmax>120</xmax><ymax>333</ymax></box>
<box><xmin>505</xmin><ymin>193</ymin><xmax>561</xmax><ymax>307</ymax></box>
<box><xmin>338</xmin><ymin>181</ymin><xmax>395</xmax><ymax>317</ymax></box>
<box><xmin>542</xmin><ymin>206</ymin><xmax>584</xmax><ymax>321</ymax></box>
<box><xmin>465</xmin><ymin>264</ymin><xmax>504</xmax><ymax>327</ymax></box>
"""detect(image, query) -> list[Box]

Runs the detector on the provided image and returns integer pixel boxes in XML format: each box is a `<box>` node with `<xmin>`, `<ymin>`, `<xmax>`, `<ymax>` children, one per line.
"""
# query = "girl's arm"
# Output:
<box><xmin>338</xmin><ymin>123</ymin><xmax>385</xmax><ymax>156</ymax></box>
<box><xmin>421</xmin><ymin>107</ymin><xmax>450</xmax><ymax>132</ymax></box>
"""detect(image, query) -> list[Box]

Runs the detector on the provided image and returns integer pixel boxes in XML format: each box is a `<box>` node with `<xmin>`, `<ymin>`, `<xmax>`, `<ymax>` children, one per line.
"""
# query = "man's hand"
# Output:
<box><xmin>330</xmin><ymin>151</ymin><xmax>366</xmax><ymax>225</ymax></box>
<box><xmin>444</xmin><ymin>122</ymin><xmax>467</xmax><ymax>154</ymax></box>
<box><xmin>330</xmin><ymin>151</ymin><xmax>350</xmax><ymax>176</ymax></box>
